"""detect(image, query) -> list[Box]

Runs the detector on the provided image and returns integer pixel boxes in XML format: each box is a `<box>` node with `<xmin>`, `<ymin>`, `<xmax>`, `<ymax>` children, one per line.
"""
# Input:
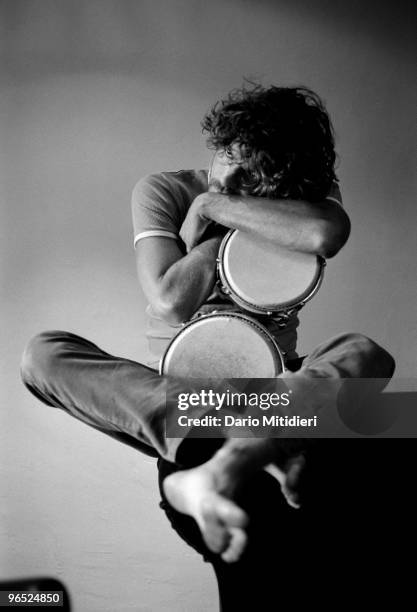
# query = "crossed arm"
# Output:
<box><xmin>180</xmin><ymin>191</ymin><xmax>350</xmax><ymax>257</ymax></box>
<box><xmin>136</xmin><ymin>191</ymin><xmax>350</xmax><ymax>324</ymax></box>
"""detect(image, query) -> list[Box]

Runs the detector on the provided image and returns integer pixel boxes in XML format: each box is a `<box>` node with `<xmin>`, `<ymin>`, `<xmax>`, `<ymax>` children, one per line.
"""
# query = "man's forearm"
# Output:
<box><xmin>199</xmin><ymin>192</ymin><xmax>350</xmax><ymax>258</ymax></box>
<box><xmin>155</xmin><ymin>234</ymin><xmax>222</xmax><ymax>324</ymax></box>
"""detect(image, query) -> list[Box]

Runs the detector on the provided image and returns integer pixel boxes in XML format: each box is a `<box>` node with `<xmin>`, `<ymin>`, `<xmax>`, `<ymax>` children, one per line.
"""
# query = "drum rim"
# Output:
<box><xmin>159</xmin><ymin>311</ymin><xmax>286</xmax><ymax>376</ymax></box>
<box><xmin>217</xmin><ymin>229</ymin><xmax>325</xmax><ymax>314</ymax></box>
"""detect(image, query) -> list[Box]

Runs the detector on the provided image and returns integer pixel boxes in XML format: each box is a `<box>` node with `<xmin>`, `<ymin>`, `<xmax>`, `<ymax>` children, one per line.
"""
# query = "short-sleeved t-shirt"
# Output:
<box><xmin>131</xmin><ymin>170</ymin><xmax>342</xmax><ymax>366</ymax></box>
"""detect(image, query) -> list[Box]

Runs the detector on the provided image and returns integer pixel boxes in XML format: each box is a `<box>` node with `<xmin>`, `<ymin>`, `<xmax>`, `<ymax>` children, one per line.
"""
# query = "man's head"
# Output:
<box><xmin>202</xmin><ymin>84</ymin><xmax>337</xmax><ymax>202</ymax></box>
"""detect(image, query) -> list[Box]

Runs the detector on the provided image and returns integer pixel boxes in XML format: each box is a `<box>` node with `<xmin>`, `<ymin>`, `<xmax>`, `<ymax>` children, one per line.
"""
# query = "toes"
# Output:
<box><xmin>221</xmin><ymin>527</ymin><xmax>247</xmax><ymax>563</ymax></box>
<box><xmin>286</xmin><ymin>455</ymin><xmax>306</xmax><ymax>491</ymax></box>
<box><xmin>203</xmin><ymin>520</ymin><xmax>231</xmax><ymax>554</ymax></box>
<box><xmin>264</xmin><ymin>463</ymin><xmax>287</xmax><ymax>487</ymax></box>
<box><xmin>281</xmin><ymin>455</ymin><xmax>306</xmax><ymax>509</ymax></box>
<box><xmin>199</xmin><ymin>498</ymin><xmax>231</xmax><ymax>553</ymax></box>
<box><xmin>281</xmin><ymin>485</ymin><xmax>302</xmax><ymax>509</ymax></box>
<box><xmin>199</xmin><ymin>495</ymin><xmax>248</xmax><ymax>555</ymax></box>
<box><xmin>214</xmin><ymin>495</ymin><xmax>249</xmax><ymax>528</ymax></box>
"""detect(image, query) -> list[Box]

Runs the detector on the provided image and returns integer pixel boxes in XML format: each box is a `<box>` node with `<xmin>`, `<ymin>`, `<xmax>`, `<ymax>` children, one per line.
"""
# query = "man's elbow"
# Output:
<box><xmin>315</xmin><ymin>213</ymin><xmax>351</xmax><ymax>259</ymax></box>
<box><xmin>151</xmin><ymin>295</ymin><xmax>192</xmax><ymax>326</ymax></box>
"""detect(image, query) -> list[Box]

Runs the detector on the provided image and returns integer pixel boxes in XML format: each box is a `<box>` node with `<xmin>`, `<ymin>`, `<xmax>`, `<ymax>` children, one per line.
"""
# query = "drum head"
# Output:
<box><xmin>160</xmin><ymin>313</ymin><xmax>284</xmax><ymax>378</ymax></box>
<box><xmin>221</xmin><ymin>231</ymin><xmax>322</xmax><ymax>310</ymax></box>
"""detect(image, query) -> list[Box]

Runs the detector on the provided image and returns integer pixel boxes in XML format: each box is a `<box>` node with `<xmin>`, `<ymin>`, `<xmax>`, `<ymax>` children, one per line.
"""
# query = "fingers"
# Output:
<box><xmin>179</xmin><ymin>212</ymin><xmax>212</xmax><ymax>252</ymax></box>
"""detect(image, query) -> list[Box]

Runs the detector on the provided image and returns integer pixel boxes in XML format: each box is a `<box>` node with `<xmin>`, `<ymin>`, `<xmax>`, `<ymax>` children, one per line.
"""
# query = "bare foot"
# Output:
<box><xmin>163</xmin><ymin>465</ymin><xmax>249</xmax><ymax>563</ymax></box>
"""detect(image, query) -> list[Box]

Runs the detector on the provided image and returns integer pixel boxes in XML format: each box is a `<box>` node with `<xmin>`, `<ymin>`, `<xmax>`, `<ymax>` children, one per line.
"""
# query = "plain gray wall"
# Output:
<box><xmin>1</xmin><ymin>1</ymin><xmax>416</xmax><ymax>610</ymax></box>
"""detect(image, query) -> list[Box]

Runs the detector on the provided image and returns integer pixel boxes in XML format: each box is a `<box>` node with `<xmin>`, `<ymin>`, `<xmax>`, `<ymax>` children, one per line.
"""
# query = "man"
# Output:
<box><xmin>21</xmin><ymin>85</ymin><xmax>395</xmax><ymax>608</ymax></box>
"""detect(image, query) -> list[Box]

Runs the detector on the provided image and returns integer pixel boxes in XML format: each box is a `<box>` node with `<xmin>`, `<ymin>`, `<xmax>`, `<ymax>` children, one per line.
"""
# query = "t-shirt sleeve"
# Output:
<box><xmin>131</xmin><ymin>173</ymin><xmax>181</xmax><ymax>248</ymax></box>
<box><xmin>324</xmin><ymin>180</ymin><xmax>343</xmax><ymax>207</ymax></box>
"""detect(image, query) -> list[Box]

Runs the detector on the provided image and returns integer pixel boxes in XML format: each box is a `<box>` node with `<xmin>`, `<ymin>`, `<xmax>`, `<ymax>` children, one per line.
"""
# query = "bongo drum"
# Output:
<box><xmin>159</xmin><ymin>312</ymin><xmax>285</xmax><ymax>378</ymax></box>
<box><xmin>217</xmin><ymin>230</ymin><xmax>325</xmax><ymax>322</ymax></box>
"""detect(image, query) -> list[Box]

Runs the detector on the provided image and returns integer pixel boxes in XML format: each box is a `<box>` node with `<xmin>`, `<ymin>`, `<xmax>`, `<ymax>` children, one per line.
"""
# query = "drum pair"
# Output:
<box><xmin>160</xmin><ymin>230</ymin><xmax>325</xmax><ymax>378</ymax></box>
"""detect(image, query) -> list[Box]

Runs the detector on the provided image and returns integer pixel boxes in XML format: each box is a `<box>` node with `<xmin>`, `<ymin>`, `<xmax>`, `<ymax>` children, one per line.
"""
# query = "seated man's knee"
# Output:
<box><xmin>20</xmin><ymin>331</ymin><xmax>66</xmax><ymax>387</ymax></box>
<box><xmin>351</xmin><ymin>333</ymin><xmax>396</xmax><ymax>378</ymax></box>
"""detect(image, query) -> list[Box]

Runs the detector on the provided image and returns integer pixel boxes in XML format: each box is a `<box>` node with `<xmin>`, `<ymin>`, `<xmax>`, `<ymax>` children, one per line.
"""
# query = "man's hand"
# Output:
<box><xmin>180</xmin><ymin>193</ymin><xmax>212</xmax><ymax>252</ymax></box>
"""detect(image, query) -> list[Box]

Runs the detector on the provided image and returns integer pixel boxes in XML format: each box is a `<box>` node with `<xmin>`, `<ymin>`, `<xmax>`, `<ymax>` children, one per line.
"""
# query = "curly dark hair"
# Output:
<box><xmin>201</xmin><ymin>84</ymin><xmax>337</xmax><ymax>201</ymax></box>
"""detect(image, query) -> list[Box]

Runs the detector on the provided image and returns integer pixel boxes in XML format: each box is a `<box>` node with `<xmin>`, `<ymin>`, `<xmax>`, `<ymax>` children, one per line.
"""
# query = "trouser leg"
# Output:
<box><xmin>20</xmin><ymin>330</ymin><xmax>191</xmax><ymax>462</ymax></box>
<box><xmin>21</xmin><ymin>330</ymin><xmax>403</xmax><ymax>607</ymax></box>
<box><xmin>159</xmin><ymin>442</ymin><xmax>410</xmax><ymax>611</ymax></box>
<box><xmin>272</xmin><ymin>333</ymin><xmax>396</xmax><ymax>495</ymax></box>
<box><xmin>20</xmin><ymin>330</ymin><xmax>395</xmax><ymax>463</ymax></box>
<box><xmin>288</xmin><ymin>331</ymin><xmax>395</xmax><ymax>379</ymax></box>
<box><xmin>277</xmin><ymin>332</ymin><xmax>395</xmax><ymax>434</ymax></box>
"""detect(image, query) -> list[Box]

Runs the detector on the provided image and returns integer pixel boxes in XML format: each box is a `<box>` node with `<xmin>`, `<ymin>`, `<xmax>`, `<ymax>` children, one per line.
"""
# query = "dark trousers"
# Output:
<box><xmin>158</xmin><ymin>441</ymin><xmax>413</xmax><ymax>610</ymax></box>
<box><xmin>20</xmin><ymin>330</ymin><xmax>395</xmax><ymax>463</ymax></box>
<box><xmin>20</xmin><ymin>330</ymin><xmax>407</xmax><ymax>610</ymax></box>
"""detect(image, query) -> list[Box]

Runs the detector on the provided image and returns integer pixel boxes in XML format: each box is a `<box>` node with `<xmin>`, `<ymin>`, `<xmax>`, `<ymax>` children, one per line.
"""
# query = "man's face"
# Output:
<box><xmin>208</xmin><ymin>144</ymin><xmax>248</xmax><ymax>195</ymax></box>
